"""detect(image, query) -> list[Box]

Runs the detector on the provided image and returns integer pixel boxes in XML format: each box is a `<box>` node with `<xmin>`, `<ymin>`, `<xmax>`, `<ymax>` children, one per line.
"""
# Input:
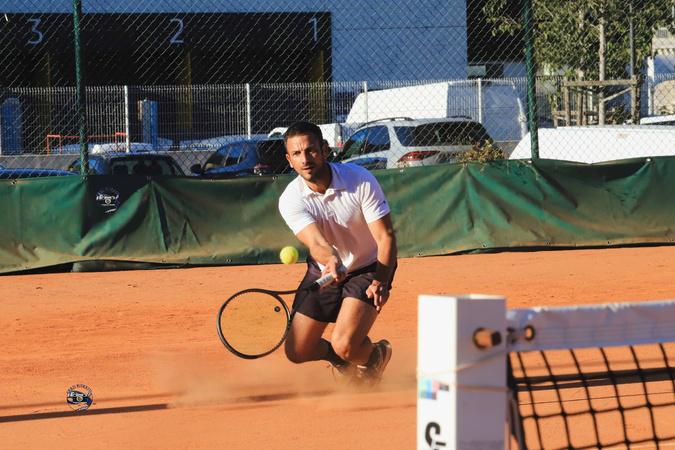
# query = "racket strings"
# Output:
<box><xmin>218</xmin><ymin>291</ymin><xmax>290</xmax><ymax>358</ymax></box>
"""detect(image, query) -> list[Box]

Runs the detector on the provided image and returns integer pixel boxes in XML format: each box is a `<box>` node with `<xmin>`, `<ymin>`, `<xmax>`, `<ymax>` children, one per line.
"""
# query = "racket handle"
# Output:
<box><xmin>310</xmin><ymin>273</ymin><xmax>334</xmax><ymax>291</ymax></box>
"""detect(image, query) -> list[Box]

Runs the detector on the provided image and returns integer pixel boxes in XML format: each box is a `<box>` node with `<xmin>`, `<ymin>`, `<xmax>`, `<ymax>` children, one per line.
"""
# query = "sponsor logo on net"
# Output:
<box><xmin>418</xmin><ymin>378</ymin><xmax>449</xmax><ymax>400</ymax></box>
<box><xmin>96</xmin><ymin>187</ymin><xmax>120</xmax><ymax>214</ymax></box>
<box><xmin>66</xmin><ymin>384</ymin><xmax>94</xmax><ymax>411</ymax></box>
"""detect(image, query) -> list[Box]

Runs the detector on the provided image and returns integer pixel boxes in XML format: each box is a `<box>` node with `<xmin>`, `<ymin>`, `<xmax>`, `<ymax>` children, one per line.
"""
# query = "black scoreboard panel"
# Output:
<box><xmin>1</xmin><ymin>12</ymin><xmax>332</xmax><ymax>87</ymax></box>
<box><xmin>0</xmin><ymin>14</ymin><xmax>73</xmax><ymax>87</ymax></box>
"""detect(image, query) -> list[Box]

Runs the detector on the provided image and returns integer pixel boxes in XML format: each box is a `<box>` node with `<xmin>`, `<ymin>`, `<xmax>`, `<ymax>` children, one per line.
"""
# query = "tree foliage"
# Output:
<box><xmin>457</xmin><ymin>140</ymin><xmax>506</xmax><ymax>163</ymax></box>
<box><xmin>483</xmin><ymin>0</ymin><xmax>675</xmax><ymax>79</ymax></box>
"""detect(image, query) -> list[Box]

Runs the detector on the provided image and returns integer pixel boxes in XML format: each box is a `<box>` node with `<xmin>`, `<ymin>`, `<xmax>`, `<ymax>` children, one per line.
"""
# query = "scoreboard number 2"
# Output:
<box><xmin>169</xmin><ymin>17</ymin><xmax>184</xmax><ymax>44</ymax></box>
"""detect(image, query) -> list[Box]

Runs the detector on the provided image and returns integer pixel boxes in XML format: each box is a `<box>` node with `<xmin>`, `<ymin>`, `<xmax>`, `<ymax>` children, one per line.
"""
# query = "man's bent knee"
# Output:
<box><xmin>331</xmin><ymin>336</ymin><xmax>363</xmax><ymax>362</ymax></box>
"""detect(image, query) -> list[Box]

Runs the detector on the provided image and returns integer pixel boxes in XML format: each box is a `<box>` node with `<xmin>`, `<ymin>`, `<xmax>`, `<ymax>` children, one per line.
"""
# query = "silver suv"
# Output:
<box><xmin>339</xmin><ymin>117</ymin><xmax>492</xmax><ymax>170</ymax></box>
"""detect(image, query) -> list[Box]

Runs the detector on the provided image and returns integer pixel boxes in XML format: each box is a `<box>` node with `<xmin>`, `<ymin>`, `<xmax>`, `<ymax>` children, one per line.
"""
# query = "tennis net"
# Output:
<box><xmin>417</xmin><ymin>296</ymin><xmax>675</xmax><ymax>450</ymax></box>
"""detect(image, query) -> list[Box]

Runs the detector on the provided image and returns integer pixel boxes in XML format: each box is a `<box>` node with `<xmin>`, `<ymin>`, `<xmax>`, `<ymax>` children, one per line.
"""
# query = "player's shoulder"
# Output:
<box><xmin>278</xmin><ymin>175</ymin><xmax>304</xmax><ymax>205</ymax></box>
<box><xmin>331</xmin><ymin>162</ymin><xmax>376</xmax><ymax>184</ymax></box>
<box><xmin>280</xmin><ymin>174</ymin><xmax>303</xmax><ymax>195</ymax></box>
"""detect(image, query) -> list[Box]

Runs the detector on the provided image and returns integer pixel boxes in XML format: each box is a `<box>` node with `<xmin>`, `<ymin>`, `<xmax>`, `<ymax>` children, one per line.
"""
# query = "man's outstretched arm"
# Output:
<box><xmin>295</xmin><ymin>223</ymin><xmax>346</xmax><ymax>283</ymax></box>
<box><xmin>366</xmin><ymin>213</ymin><xmax>397</xmax><ymax>311</ymax></box>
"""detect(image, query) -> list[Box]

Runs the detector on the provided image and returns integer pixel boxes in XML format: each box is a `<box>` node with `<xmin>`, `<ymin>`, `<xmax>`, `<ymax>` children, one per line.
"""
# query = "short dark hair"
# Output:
<box><xmin>284</xmin><ymin>121</ymin><xmax>323</xmax><ymax>145</ymax></box>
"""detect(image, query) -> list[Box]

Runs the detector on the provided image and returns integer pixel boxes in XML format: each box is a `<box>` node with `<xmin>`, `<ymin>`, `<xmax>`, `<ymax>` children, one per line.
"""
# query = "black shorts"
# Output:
<box><xmin>292</xmin><ymin>259</ymin><xmax>396</xmax><ymax>323</ymax></box>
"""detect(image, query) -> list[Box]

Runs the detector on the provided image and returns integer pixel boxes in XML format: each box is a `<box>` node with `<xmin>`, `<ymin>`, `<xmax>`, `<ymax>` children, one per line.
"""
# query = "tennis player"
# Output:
<box><xmin>278</xmin><ymin>121</ymin><xmax>397</xmax><ymax>385</ymax></box>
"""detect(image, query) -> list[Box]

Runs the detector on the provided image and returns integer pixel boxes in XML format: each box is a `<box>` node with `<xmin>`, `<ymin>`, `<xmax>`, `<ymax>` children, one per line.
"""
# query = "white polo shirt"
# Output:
<box><xmin>278</xmin><ymin>162</ymin><xmax>390</xmax><ymax>272</ymax></box>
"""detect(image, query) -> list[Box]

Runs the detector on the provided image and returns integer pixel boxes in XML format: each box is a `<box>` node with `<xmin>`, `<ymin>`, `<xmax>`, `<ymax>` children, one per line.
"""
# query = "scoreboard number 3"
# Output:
<box><xmin>169</xmin><ymin>17</ymin><xmax>184</xmax><ymax>44</ymax></box>
<box><xmin>27</xmin><ymin>18</ymin><xmax>44</xmax><ymax>45</ymax></box>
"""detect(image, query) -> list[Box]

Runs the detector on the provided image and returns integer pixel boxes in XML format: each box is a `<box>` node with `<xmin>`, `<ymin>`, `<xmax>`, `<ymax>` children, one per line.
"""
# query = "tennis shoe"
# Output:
<box><xmin>354</xmin><ymin>340</ymin><xmax>392</xmax><ymax>386</ymax></box>
<box><xmin>329</xmin><ymin>360</ymin><xmax>355</xmax><ymax>382</ymax></box>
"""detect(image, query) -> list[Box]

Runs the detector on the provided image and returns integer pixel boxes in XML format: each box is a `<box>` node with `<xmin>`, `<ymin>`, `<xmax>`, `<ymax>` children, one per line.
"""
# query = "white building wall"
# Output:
<box><xmin>5</xmin><ymin>0</ymin><xmax>468</xmax><ymax>82</ymax></box>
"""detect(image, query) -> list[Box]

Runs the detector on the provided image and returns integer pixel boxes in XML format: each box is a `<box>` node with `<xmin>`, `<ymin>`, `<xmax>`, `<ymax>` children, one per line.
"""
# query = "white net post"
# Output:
<box><xmin>417</xmin><ymin>294</ymin><xmax>507</xmax><ymax>450</ymax></box>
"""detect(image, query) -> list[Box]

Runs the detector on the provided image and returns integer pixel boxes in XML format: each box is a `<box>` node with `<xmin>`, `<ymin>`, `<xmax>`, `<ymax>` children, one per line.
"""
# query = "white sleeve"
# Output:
<box><xmin>278</xmin><ymin>190</ymin><xmax>315</xmax><ymax>235</ymax></box>
<box><xmin>359</xmin><ymin>169</ymin><xmax>390</xmax><ymax>223</ymax></box>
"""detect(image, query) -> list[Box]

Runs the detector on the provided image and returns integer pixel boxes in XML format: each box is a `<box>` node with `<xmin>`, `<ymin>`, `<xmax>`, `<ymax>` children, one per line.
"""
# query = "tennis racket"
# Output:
<box><xmin>216</xmin><ymin>273</ymin><xmax>334</xmax><ymax>359</ymax></box>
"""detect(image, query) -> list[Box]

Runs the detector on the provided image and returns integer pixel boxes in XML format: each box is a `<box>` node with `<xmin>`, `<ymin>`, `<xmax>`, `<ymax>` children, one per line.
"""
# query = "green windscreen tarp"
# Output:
<box><xmin>1</xmin><ymin>157</ymin><xmax>674</xmax><ymax>274</ymax></box>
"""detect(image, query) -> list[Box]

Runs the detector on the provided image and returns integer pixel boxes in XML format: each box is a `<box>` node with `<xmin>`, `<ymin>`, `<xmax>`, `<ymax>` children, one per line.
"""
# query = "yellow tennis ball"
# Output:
<box><xmin>279</xmin><ymin>246</ymin><xmax>299</xmax><ymax>265</ymax></box>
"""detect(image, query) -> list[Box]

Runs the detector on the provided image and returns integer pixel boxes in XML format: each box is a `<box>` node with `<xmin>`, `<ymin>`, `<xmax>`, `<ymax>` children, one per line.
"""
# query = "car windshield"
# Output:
<box><xmin>110</xmin><ymin>157</ymin><xmax>182</xmax><ymax>175</ymax></box>
<box><xmin>69</xmin><ymin>159</ymin><xmax>107</xmax><ymax>174</ymax></box>
<box><xmin>255</xmin><ymin>140</ymin><xmax>288</xmax><ymax>172</ymax></box>
<box><xmin>204</xmin><ymin>143</ymin><xmax>251</xmax><ymax>170</ymax></box>
<box><xmin>341</xmin><ymin>126</ymin><xmax>390</xmax><ymax>159</ymax></box>
<box><xmin>394</xmin><ymin>122</ymin><xmax>489</xmax><ymax>147</ymax></box>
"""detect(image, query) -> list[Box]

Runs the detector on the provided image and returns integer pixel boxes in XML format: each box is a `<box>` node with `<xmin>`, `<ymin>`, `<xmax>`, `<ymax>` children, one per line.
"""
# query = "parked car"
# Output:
<box><xmin>0</xmin><ymin>168</ymin><xmax>76</xmax><ymax>179</ymax></box>
<box><xmin>190</xmin><ymin>137</ymin><xmax>292</xmax><ymax>178</ymax></box>
<box><xmin>339</xmin><ymin>117</ymin><xmax>493</xmax><ymax>169</ymax></box>
<box><xmin>67</xmin><ymin>153</ymin><xmax>184</xmax><ymax>175</ymax></box>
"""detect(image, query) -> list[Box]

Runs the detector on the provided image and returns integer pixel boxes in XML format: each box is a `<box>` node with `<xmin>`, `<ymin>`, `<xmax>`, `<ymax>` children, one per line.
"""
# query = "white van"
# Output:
<box><xmin>345</xmin><ymin>81</ymin><xmax>527</xmax><ymax>148</ymax></box>
<box><xmin>509</xmin><ymin>125</ymin><xmax>675</xmax><ymax>163</ymax></box>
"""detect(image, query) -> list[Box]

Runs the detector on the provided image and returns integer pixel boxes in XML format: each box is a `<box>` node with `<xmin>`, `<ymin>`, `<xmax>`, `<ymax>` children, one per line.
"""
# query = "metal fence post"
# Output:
<box><xmin>522</xmin><ymin>0</ymin><xmax>539</xmax><ymax>159</ymax></box>
<box><xmin>477</xmin><ymin>78</ymin><xmax>483</xmax><ymax>124</ymax></box>
<box><xmin>245</xmin><ymin>83</ymin><xmax>252</xmax><ymax>138</ymax></box>
<box><xmin>72</xmin><ymin>0</ymin><xmax>88</xmax><ymax>173</ymax></box>
<box><xmin>647</xmin><ymin>58</ymin><xmax>655</xmax><ymax>116</ymax></box>
<box><xmin>362</xmin><ymin>81</ymin><xmax>368</xmax><ymax>123</ymax></box>
<box><xmin>124</xmin><ymin>85</ymin><xmax>131</xmax><ymax>152</ymax></box>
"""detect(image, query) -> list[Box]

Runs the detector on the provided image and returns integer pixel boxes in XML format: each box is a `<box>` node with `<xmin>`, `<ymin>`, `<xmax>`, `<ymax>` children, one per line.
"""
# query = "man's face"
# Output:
<box><xmin>285</xmin><ymin>133</ymin><xmax>328</xmax><ymax>183</ymax></box>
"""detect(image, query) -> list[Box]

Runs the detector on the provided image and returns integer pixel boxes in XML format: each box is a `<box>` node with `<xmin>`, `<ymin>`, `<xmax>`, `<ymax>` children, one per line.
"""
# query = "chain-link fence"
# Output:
<box><xmin>1</xmin><ymin>0</ymin><xmax>674</xmax><ymax>177</ymax></box>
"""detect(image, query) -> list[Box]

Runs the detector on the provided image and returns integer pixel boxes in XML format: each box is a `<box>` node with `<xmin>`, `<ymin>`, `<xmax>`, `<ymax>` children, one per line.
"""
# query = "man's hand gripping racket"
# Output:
<box><xmin>216</xmin><ymin>273</ymin><xmax>334</xmax><ymax>359</ymax></box>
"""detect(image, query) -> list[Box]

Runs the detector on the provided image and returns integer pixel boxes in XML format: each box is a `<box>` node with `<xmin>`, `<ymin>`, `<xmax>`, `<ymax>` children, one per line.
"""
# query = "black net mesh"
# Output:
<box><xmin>509</xmin><ymin>343</ymin><xmax>675</xmax><ymax>449</ymax></box>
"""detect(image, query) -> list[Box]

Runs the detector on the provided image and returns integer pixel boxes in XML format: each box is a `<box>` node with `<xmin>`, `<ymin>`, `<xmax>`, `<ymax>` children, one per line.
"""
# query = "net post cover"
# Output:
<box><xmin>417</xmin><ymin>294</ymin><xmax>507</xmax><ymax>450</ymax></box>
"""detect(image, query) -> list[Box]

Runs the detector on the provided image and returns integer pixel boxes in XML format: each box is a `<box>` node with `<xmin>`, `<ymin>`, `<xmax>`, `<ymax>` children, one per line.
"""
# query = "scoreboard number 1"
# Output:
<box><xmin>308</xmin><ymin>17</ymin><xmax>317</xmax><ymax>43</ymax></box>
<box><xmin>169</xmin><ymin>17</ymin><xmax>184</xmax><ymax>44</ymax></box>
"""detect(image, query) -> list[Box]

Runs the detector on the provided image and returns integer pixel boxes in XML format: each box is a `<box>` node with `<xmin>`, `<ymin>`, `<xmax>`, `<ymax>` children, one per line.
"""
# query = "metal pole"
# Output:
<box><xmin>362</xmin><ymin>81</ymin><xmax>368</xmax><ymax>123</ymax></box>
<box><xmin>72</xmin><ymin>0</ymin><xmax>88</xmax><ymax>174</ymax></box>
<box><xmin>124</xmin><ymin>85</ymin><xmax>131</xmax><ymax>152</ymax></box>
<box><xmin>598</xmin><ymin>15</ymin><xmax>606</xmax><ymax>125</ymax></box>
<box><xmin>629</xmin><ymin>2</ymin><xmax>635</xmax><ymax>77</ymax></box>
<box><xmin>245</xmin><ymin>83</ymin><xmax>251</xmax><ymax>138</ymax></box>
<box><xmin>522</xmin><ymin>0</ymin><xmax>539</xmax><ymax>158</ymax></box>
<box><xmin>563</xmin><ymin>82</ymin><xmax>571</xmax><ymax>126</ymax></box>
<box><xmin>477</xmin><ymin>78</ymin><xmax>483</xmax><ymax>124</ymax></box>
<box><xmin>647</xmin><ymin>57</ymin><xmax>655</xmax><ymax>115</ymax></box>
<box><xmin>631</xmin><ymin>75</ymin><xmax>640</xmax><ymax>123</ymax></box>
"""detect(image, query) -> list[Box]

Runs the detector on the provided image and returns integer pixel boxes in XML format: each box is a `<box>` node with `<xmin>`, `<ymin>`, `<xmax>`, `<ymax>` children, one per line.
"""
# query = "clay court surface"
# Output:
<box><xmin>2</xmin><ymin>246</ymin><xmax>675</xmax><ymax>449</ymax></box>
